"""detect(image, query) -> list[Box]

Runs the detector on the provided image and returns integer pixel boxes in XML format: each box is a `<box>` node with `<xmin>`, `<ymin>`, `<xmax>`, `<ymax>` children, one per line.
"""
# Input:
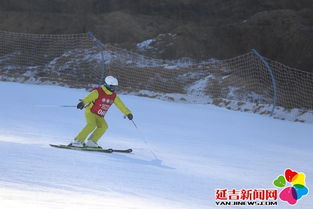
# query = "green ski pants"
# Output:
<box><xmin>75</xmin><ymin>109</ymin><xmax>108</xmax><ymax>142</ymax></box>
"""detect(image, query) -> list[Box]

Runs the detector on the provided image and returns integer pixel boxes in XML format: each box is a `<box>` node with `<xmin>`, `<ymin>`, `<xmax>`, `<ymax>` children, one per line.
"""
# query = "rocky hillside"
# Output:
<box><xmin>0</xmin><ymin>0</ymin><xmax>312</xmax><ymax>71</ymax></box>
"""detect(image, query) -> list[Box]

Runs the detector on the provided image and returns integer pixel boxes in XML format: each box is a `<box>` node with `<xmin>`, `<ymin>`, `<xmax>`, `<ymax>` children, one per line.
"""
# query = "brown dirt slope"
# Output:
<box><xmin>0</xmin><ymin>0</ymin><xmax>312</xmax><ymax>71</ymax></box>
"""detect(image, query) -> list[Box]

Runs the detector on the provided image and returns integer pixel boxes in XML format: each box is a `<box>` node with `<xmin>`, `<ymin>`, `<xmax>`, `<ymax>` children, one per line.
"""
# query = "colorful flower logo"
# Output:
<box><xmin>273</xmin><ymin>169</ymin><xmax>309</xmax><ymax>205</ymax></box>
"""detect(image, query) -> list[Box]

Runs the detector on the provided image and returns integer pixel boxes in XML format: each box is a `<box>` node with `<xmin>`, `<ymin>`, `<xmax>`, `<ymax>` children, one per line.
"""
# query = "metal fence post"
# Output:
<box><xmin>88</xmin><ymin>32</ymin><xmax>106</xmax><ymax>85</ymax></box>
<box><xmin>251</xmin><ymin>49</ymin><xmax>277</xmax><ymax>116</ymax></box>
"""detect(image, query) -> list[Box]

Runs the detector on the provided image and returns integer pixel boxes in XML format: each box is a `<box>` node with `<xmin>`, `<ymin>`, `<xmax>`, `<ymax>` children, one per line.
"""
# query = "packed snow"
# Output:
<box><xmin>0</xmin><ymin>81</ymin><xmax>312</xmax><ymax>209</ymax></box>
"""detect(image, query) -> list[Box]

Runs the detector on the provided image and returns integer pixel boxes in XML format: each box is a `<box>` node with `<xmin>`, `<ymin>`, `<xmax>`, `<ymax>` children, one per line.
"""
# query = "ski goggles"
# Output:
<box><xmin>106</xmin><ymin>84</ymin><xmax>118</xmax><ymax>92</ymax></box>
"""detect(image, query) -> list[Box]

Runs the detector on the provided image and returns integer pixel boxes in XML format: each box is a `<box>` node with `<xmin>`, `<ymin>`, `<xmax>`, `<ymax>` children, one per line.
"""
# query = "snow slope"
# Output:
<box><xmin>0</xmin><ymin>81</ymin><xmax>312</xmax><ymax>209</ymax></box>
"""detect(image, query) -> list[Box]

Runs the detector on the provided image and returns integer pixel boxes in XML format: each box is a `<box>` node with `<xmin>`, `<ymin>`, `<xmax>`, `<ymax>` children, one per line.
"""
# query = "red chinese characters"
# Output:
<box><xmin>216</xmin><ymin>189</ymin><xmax>278</xmax><ymax>201</ymax></box>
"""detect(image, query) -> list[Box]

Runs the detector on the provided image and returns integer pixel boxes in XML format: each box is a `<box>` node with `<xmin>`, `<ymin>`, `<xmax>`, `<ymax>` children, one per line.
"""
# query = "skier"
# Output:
<box><xmin>70</xmin><ymin>76</ymin><xmax>133</xmax><ymax>148</ymax></box>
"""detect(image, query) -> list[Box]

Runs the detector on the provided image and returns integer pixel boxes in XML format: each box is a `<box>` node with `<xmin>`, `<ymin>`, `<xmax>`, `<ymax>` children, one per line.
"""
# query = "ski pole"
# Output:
<box><xmin>32</xmin><ymin>104</ymin><xmax>76</xmax><ymax>108</ymax></box>
<box><xmin>131</xmin><ymin>119</ymin><xmax>138</xmax><ymax>128</ymax></box>
<box><xmin>129</xmin><ymin>119</ymin><xmax>159</xmax><ymax>161</ymax></box>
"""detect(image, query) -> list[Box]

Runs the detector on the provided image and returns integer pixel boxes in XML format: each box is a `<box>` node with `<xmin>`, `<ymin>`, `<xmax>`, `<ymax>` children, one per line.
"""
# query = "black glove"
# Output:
<box><xmin>127</xmin><ymin>113</ymin><xmax>133</xmax><ymax>120</ymax></box>
<box><xmin>77</xmin><ymin>101</ymin><xmax>85</xmax><ymax>110</ymax></box>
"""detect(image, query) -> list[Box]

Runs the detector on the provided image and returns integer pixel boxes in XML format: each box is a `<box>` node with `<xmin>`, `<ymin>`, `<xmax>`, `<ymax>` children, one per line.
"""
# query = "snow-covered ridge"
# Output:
<box><xmin>0</xmin><ymin>46</ymin><xmax>312</xmax><ymax>123</ymax></box>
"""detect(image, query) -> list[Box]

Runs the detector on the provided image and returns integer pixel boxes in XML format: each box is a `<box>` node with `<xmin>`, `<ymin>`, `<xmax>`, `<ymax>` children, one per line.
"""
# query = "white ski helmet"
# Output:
<box><xmin>104</xmin><ymin>76</ymin><xmax>118</xmax><ymax>86</ymax></box>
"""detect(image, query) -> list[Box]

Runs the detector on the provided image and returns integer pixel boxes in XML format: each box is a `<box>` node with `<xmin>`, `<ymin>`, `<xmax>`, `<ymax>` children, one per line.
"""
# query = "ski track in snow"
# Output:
<box><xmin>0</xmin><ymin>81</ymin><xmax>312</xmax><ymax>209</ymax></box>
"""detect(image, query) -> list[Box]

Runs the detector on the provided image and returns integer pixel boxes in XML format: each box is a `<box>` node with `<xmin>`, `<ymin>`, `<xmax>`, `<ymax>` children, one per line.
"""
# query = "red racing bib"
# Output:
<box><xmin>90</xmin><ymin>87</ymin><xmax>116</xmax><ymax>117</ymax></box>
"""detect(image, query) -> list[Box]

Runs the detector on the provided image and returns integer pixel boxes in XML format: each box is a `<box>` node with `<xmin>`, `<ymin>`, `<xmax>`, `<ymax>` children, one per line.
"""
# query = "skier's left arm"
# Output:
<box><xmin>114</xmin><ymin>96</ymin><xmax>133</xmax><ymax>120</ymax></box>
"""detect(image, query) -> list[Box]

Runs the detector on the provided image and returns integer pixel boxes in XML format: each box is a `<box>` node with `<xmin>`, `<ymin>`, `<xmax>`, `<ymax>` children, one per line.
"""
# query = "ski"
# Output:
<box><xmin>50</xmin><ymin>144</ymin><xmax>132</xmax><ymax>153</ymax></box>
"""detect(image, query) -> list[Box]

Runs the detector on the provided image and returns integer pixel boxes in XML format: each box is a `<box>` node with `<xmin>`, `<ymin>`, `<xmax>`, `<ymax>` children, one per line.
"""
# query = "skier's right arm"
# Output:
<box><xmin>77</xmin><ymin>90</ymin><xmax>99</xmax><ymax>109</ymax></box>
<box><xmin>82</xmin><ymin>90</ymin><xmax>99</xmax><ymax>104</ymax></box>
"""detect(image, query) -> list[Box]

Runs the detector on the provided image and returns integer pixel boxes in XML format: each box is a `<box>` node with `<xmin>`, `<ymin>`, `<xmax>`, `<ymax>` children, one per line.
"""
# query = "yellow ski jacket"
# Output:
<box><xmin>82</xmin><ymin>85</ymin><xmax>131</xmax><ymax>116</ymax></box>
